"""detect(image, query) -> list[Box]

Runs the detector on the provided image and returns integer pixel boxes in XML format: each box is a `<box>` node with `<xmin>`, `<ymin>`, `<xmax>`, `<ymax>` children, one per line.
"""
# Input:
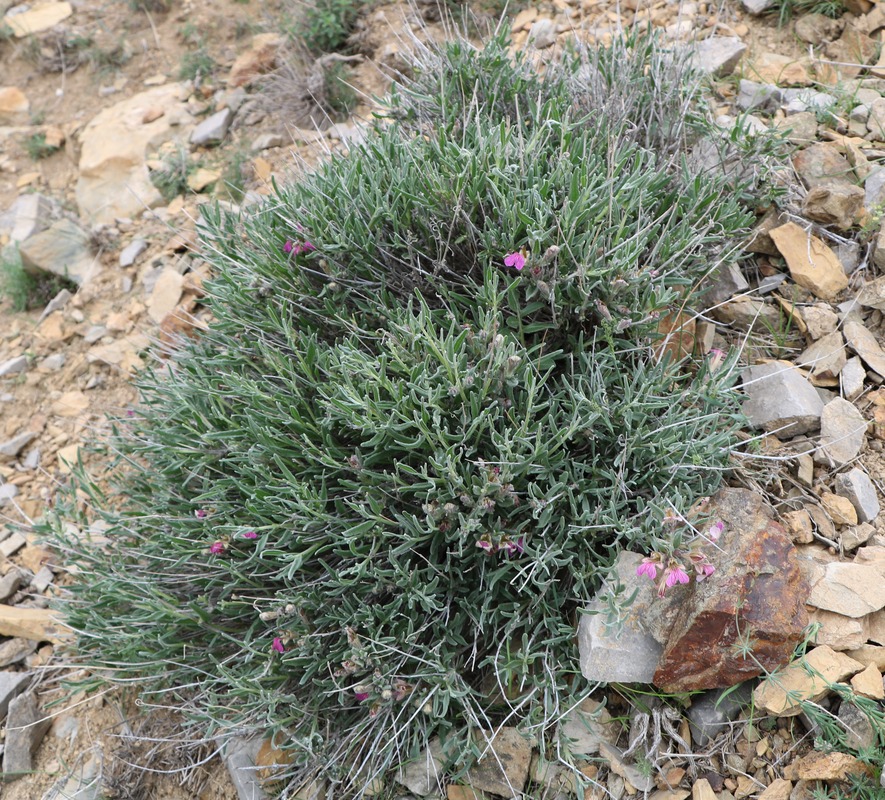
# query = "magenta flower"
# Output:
<box><xmin>209</xmin><ymin>541</ymin><xmax>225</xmax><ymax>554</ymax></box>
<box><xmin>354</xmin><ymin>691</ymin><xmax>369</xmax><ymax>702</ymax></box>
<box><xmin>658</xmin><ymin>560</ymin><xmax>690</xmax><ymax>597</ymax></box>
<box><xmin>636</xmin><ymin>559</ymin><xmax>659</xmax><ymax>580</ymax></box>
<box><xmin>195</xmin><ymin>509</ymin><xmax>208</xmax><ymax>519</ymax></box>
<box><xmin>476</xmin><ymin>538</ymin><xmax>496</xmax><ymax>554</ymax></box>
<box><xmin>240</xmin><ymin>530</ymin><xmax>258</xmax><ymax>540</ymax></box>
<box><xmin>707</xmin><ymin>520</ymin><xmax>724</xmax><ymax>541</ymax></box>
<box><xmin>283</xmin><ymin>240</ymin><xmax>294</xmax><ymax>254</ymax></box>
<box><xmin>271</xmin><ymin>637</ymin><xmax>286</xmax><ymax>654</ymax></box>
<box><xmin>499</xmin><ymin>536</ymin><xmax>525</xmax><ymax>556</ymax></box>
<box><xmin>503</xmin><ymin>251</ymin><xmax>526</xmax><ymax>270</ymax></box>
<box><xmin>688</xmin><ymin>551</ymin><xmax>716</xmax><ymax>580</ymax></box>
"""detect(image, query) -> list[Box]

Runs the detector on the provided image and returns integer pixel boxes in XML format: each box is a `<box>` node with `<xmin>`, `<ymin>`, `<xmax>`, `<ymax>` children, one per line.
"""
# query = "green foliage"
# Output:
<box><xmin>24</xmin><ymin>132</ymin><xmax>60</xmax><ymax>160</ymax></box>
<box><xmin>323</xmin><ymin>60</ymin><xmax>358</xmax><ymax>116</ymax></box>
<box><xmin>220</xmin><ymin>147</ymin><xmax>250</xmax><ymax>202</ymax></box>
<box><xmin>0</xmin><ymin>247</ymin><xmax>73</xmax><ymax>311</ymax></box>
<box><xmin>149</xmin><ymin>147</ymin><xmax>198</xmax><ymax>201</ymax></box>
<box><xmin>302</xmin><ymin>0</ymin><xmax>361</xmax><ymax>53</ymax></box>
<box><xmin>49</xmin><ymin>32</ymin><xmax>770</xmax><ymax>794</ymax></box>
<box><xmin>178</xmin><ymin>45</ymin><xmax>216</xmax><ymax>81</ymax></box>
<box><xmin>772</xmin><ymin>0</ymin><xmax>845</xmax><ymax>25</ymax></box>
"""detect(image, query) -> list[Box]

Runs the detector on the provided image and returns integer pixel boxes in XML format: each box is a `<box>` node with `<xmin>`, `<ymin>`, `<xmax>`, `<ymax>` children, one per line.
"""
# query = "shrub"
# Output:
<box><xmin>49</xmin><ymin>33</ymin><xmax>769</xmax><ymax>794</ymax></box>
<box><xmin>24</xmin><ymin>132</ymin><xmax>60</xmax><ymax>160</ymax></box>
<box><xmin>301</xmin><ymin>0</ymin><xmax>361</xmax><ymax>53</ymax></box>
<box><xmin>0</xmin><ymin>247</ymin><xmax>74</xmax><ymax>311</ymax></box>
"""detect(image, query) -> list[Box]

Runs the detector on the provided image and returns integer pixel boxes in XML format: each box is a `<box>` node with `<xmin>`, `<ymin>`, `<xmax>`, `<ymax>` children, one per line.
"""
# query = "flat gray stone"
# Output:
<box><xmin>251</xmin><ymin>133</ymin><xmax>286</xmax><ymax>151</ymax></box>
<box><xmin>687</xmin><ymin>682</ymin><xmax>754</xmax><ymax>746</ymax></box>
<box><xmin>558</xmin><ymin>698</ymin><xmax>619</xmax><ymax>756</ymax></box>
<box><xmin>866</xmin><ymin>169</ymin><xmax>885</xmax><ymax>215</ymax></box>
<box><xmin>703</xmin><ymin>262</ymin><xmax>749</xmax><ymax>307</ymax></box>
<box><xmin>741</xmin><ymin>0</ymin><xmax>775</xmax><ymax>13</ymax></box>
<box><xmin>0</xmin><ymin>356</ymin><xmax>27</xmax><ymax>377</ymax></box>
<box><xmin>527</xmin><ymin>17</ymin><xmax>557</xmax><ymax>49</ymax></box>
<box><xmin>0</xmin><ymin>570</ymin><xmax>23</xmax><ymax>603</ymax></box>
<box><xmin>38</xmin><ymin>289</ymin><xmax>72</xmax><ymax>322</ymax></box>
<box><xmin>190</xmin><ymin>108</ymin><xmax>234</xmax><ymax>147</ymax></box>
<box><xmin>687</xmin><ymin>36</ymin><xmax>746</xmax><ymax>78</ymax></box>
<box><xmin>0</xmin><ymin>639</ymin><xmax>36</xmax><ymax>668</ymax></box>
<box><xmin>835</xmin><ymin>467</ymin><xmax>880</xmax><ymax>523</ymax></box>
<box><xmin>118</xmin><ymin>238</ymin><xmax>147</xmax><ymax>267</ymax></box>
<box><xmin>841</xmin><ymin>357</ymin><xmax>866</xmax><ymax>401</ymax></box>
<box><xmin>0</xmin><ymin>672</ymin><xmax>30</xmax><ymax>719</ymax></box>
<box><xmin>0</xmin><ymin>194</ymin><xmax>54</xmax><ymax>244</ymax></box>
<box><xmin>796</xmin><ymin>330</ymin><xmax>846</xmax><ymax>381</ymax></box>
<box><xmin>19</xmin><ymin>218</ymin><xmax>97</xmax><ymax>286</ymax></box>
<box><xmin>0</xmin><ymin>432</ymin><xmax>37</xmax><ymax>460</ymax></box>
<box><xmin>736</xmin><ymin>80</ymin><xmax>781</xmax><ymax>112</ymax></box>
<box><xmin>38</xmin><ymin>353</ymin><xmax>65</xmax><ymax>372</ymax></box>
<box><xmin>742</xmin><ymin>362</ymin><xmax>824</xmax><ymax>437</ymax></box>
<box><xmin>396</xmin><ymin>737</ymin><xmax>445</xmax><ymax>796</ymax></box>
<box><xmin>578</xmin><ymin>551</ymin><xmax>681</xmax><ymax>684</ymax></box>
<box><xmin>2</xmin><ymin>691</ymin><xmax>51</xmax><ymax>781</ymax></box>
<box><xmin>815</xmin><ymin>397</ymin><xmax>867</xmax><ymax>467</ymax></box>
<box><xmin>0</xmin><ymin>485</ymin><xmax>19</xmax><ymax>508</ymax></box>
<box><xmin>222</xmin><ymin>737</ymin><xmax>268</xmax><ymax>800</ymax></box>
<box><xmin>0</xmin><ymin>533</ymin><xmax>26</xmax><ymax>556</ymax></box>
<box><xmin>838</xmin><ymin>701</ymin><xmax>875</xmax><ymax>750</ymax></box>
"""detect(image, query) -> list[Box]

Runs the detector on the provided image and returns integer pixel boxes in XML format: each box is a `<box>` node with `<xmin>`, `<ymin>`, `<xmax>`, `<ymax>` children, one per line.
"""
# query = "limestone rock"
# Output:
<box><xmin>742</xmin><ymin>362</ymin><xmax>824</xmax><ymax>437</ymax></box>
<box><xmin>750</xmin><ymin>53</ymin><xmax>811</xmax><ymax>85</ymax></box>
<box><xmin>598</xmin><ymin>742</ymin><xmax>655</xmax><ymax>792</ymax></box>
<box><xmin>0</xmin><ymin>87</ymin><xmax>28</xmax><ymax>123</ymax></box>
<box><xmin>793</xmin><ymin>143</ymin><xmax>853</xmax><ymax>188</ymax></box>
<box><xmin>850</xmin><ymin>663</ymin><xmax>884</xmax><ymax>698</ymax></box>
<box><xmin>713</xmin><ymin>298</ymin><xmax>782</xmax><ymax>331</ymax></box>
<box><xmin>783</xmin><ymin>751</ymin><xmax>872</xmax><ymax>781</ymax></box>
<box><xmin>3</xmin><ymin>691</ymin><xmax>51</xmax><ymax>780</ymax></box>
<box><xmin>702</xmin><ymin>262</ymin><xmax>749</xmax><ymax>307</ymax></box>
<box><xmin>815</xmin><ymin>398</ymin><xmax>867</xmax><ymax>467</ymax></box>
<box><xmin>559</xmin><ymin>698</ymin><xmax>619</xmax><ymax>756</ymax></box>
<box><xmin>228</xmin><ymin>33</ymin><xmax>285</xmax><ymax>87</ymax></box>
<box><xmin>795</xmin><ymin>331</ymin><xmax>846</xmax><ymax>380</ymax></box>
<box><xmin>802</xmin><ymin>304</ymin><xmax>838</xmax><ymax>340</ymax></box>
<box><xmin>794</xmin><ymin>13</ymin><xmax>844</xmax><ymax>44</ymax></box>
<box><xmin>222</xmin><ymin>737</ymin><xmax>268</xmax><ymax>800</ymax></box>
<box><xmin>396</xmin><ymin>737</ymin><xmax>445</xmax><ymax>796</ymax></box>
<box><xmin>76</xmin><ymin>83</ymin><xmax>190</xmax><ymax>224</ymax></box>
<box><xmin>807</xmin><ymin>607</ymin><xmax>866</xmax><ymax>650</ymax></box>
<box><xmin>837</xmin><ymin>701</ymin><xmax>875</xmax><ymax>750</ymax></box>
<box><xmin>687</xmin><ymin>37</ymin><xmax>746</xmax><ymax>78</ymax></box>
<box><xmin>857</xmin><ymin>275</ymin><xmax>885</xmax><ymax>311</ymax></box>
<box><xmin>802</xmin><ymin>184</ymin><xmax>865</xmax><ymax>230</ymax></box>
<box><xmin>742</xmin><ymin>0</ymin><xmax>775</xmax><ymax>14</ymax></box>
<box><xmin>653</xmin><ymin>488</ymin><xmax>808</xmax><ymax>692</ymax></box>
<box><xmin>527</xmin><ymin>18</ymin><xmax>556</xmax><ymax>49</ymax></box>
<box><xmin>821</xmin><ymin>492</ymin><xmax>857</xmax><ymax>525</ymax></box>
<box><xmin>841</xmin><ymin>523</ymin><xmax>875</xmax><ymax>550</ymax></box>
<box><xmin>753</xmin><ymin>646</ymin><xmax>864</xmax><ymax>715</ymax></box>
<box><xmin>807</xmin><ymin>562</ymin><xmax>885</xmax><ymax>616</ymax></box>
<box><xmin>119</xmin><ymin>238</ymin><xmax>147</xmax><ymax>267</ymax></box>
<box><xmin>466</xmin><ymin>728</ymin><xmax>532</xmax><ymax>796</ymax></box>
<box><xmin>0</xmin><ymin>672</ymin><xmax>30</xmax><ymax>718</ymax></box>
<box><xmin>147</xmin><ymin>267</ymin><xmax>184</xmax><ymax>323</ymax></box>
<box><xmin>840</xmin><ymin>357</ymin><xmax>865</xmax><ymax>401</ymax></box>
<box><xmin>781</xmin><ymin>509</ymin><xmax>814</xmax><ymax>544</ymax></box>
<box><xmin>769</xmin><ymin>223</ymin><xmax>848</xmax><ymax>300</ymax></box>
<box><xmin>0</xmin><ymin>355</ymin><xmax>27</xmax><ymax>377</ymax></box>
<box><xmin>190</xmin><ymin>108</ymin><xmax>234</xmax><ymax>147</ymax></box>
<box><xmin>758</xmin><ymin>779</ymin><xmax>793</xmax><ymax>800</ymax></box>
<box><xmin>19</xmin><ymin>218</ymin><xmax>96</xmax><ymax>286</ymax></box>
<box><xmin>3</xmin><ymin>1</ymin><xmax>71</xmax><ymax>36</ymax></box>
<box><xmin>0</xmin><ymin>431</ymin><xmax>37</xmax><ymax>460</ymax></box>
<box><xmin>0</xmin><ymin>193</ymin><xmax>54</xmax><ymax>244</ymax></box>
<box><xmin>687</xmin><ymin>682</ymin><xmax>754</xmax><ymax>747</ymax></box>
<box><xmin>844</xmin><ymin>318</ymin><xmax>885</xmax><ymax>378</ymax></box>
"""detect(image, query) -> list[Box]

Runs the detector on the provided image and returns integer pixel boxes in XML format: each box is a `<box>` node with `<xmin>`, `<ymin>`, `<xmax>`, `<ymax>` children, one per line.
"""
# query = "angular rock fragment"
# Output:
<box><xmin>843</xmin><ymin>318</ymin><xmax>885</xmax><ymax>378</ymax></box>
<box><xmin>742</xmin><ymin>362</ymin><xmax>824</xmax><ymax>437</ymax></box>
<box><xmin>19</xmin><ymin>219</ymin><xmax>97</xmax><ymax>286</ymax></box>
<box><xmin>840</xmin><ymin>357</ymin><xmax>865</xmax><ymax>401</ymax></box>
<box><xmin>835</xmin><ymin>468</ymin><xmax>879</xmax><ymax>523</ymax></box>
<box><xmin>796</xmin><ymin>331</ymin><xmax>846</xmax><ymax>381</ymax></box>
<box><xmin>815</xmin><ymin>398</ymin><xmax>867</xmax><ymax>467</ymax></box>
<box><xmin>466</xmin><ymin>728</ymin><xmax>532</xmax><ymax>797</ymax></box>
<box><xmin>807</xmin><ymin>562</ymin><xmax>885</xmax><ymax>616</ymax></box>
<box><xmin>769</xmin><ymin>223</ymin><xmax>848</xmax><ymax>300</ymax></box>
<box><xmin>654</xmin><ymin>489</ymin><xmax>808</xmax><ymax>692</ymax></box>
<box><xmin>687</xmin><ymin>37</ymin><xmax>746</xmax><ymax>78</ymax></box>
<box><xmin>3</xmin><ymin>691</ymin><xmax>51</xmax><ymax>780</ymax></box>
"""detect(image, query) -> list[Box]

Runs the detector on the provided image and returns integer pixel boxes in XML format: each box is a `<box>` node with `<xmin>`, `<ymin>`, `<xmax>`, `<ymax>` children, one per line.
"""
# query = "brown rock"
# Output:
<box><xmin>793</xmin><ymin>143</ymin><xmax>853</xmax><ymax>188</ymax></box>
<box><xmin>820</xmin><ymin>492</ymin><xmax>857</xmax><ymax>526</ymax></box>
<box><xmin>228</xmin><ymin>33</ymin><xmax>285</xmax><ymax>87</ymax></box>
<box><xmin>769</xmin><ymin>223</ymin><xmax>848</xmax><ymax>300</ymax></box>
<box><xmin>447</xmin><ymin>786</ymin><xmax>484</xmax><ymax>800</ymax></box>
<box><xmin>781</xmin><ymin>509</ymin><xmax>814</xmax><ymax>544</ymax></box>
<box><xmin>147</xmin><ymin>268</ymin><xmax>184</xmax><ymax>324</ymax></box>
<box><xmin>802</xmin><ymin>184</ymin><xmax>865</xmax><ymax>230</ymax></box>
<box><xmin>746</xmin><ymin>210</ymin><xmax>787</xmax><ymax>256</ymax></box>
<box><xmin>749</xmin><ymin>53</ymin><xmax>811</xmax><ymax>85</ymax></box>
<box><xmin>691</xmin><ymin>778</ymin><xmax>717</xmax><ymax>800</ymax></box>
<box><xmin>0</xmin><ymin>605</ymin><xmax>68</xmax><ymax>643</ymax></box>
<box><xmin>654</xmin><ymin>489</ymin><xmax>808</xmax><ymax>692</ymax></box>
<box><xmin>783</xmin><ymin>751</ymin><xmax>873</xmax><ymax>781</ymax></box>
<box><xmin>758</xmin><ymin>779</ymin><xmax>792</xmax><ymax>800</ymax></box>
<box><xmin>466</xmin><ymin>728</ymin><xmax>531</xmax><ymax>796</ymax></box>
<box><xmin>846</xmin><ymin>644</ymin><xmax>885</xmax><ymax>669</ymax></box>
<box><xmin>795</xmin><ymin>331</ymin><xmax>846</xmax><ymax>380</ymax></box>
<box><xmin>807</xmin><ymin>607</ymin><xmax>866</xmax><ymax>650</ymax></box>
<box><xmin>807</xmin><ymin>562</ymin><xmax>885</xmax><ymax>617</ymax></box>
<box><xmin>801</xmin><ymin>305</ymin><xmax>838</xmax><ymax>340</ymax></box>
<box><xmin>0</xmin><ymin>87</ymin><xmax>29</xmax><ymax>123</ymax></box>
<box><xmin>3</xmin><ymin>1</ymin><xmax>72</xmax><ymax>36</ymax></box>
<box><xmin>51</xmin><ymin>391</ymin><xmax>89</xmax><ymax>418</ymax></box>
<box><xmin>753</xmin><ymin>645</ymin><xmax>864</xmax><ymax>715</ymax></box>
<box><xmin>850</xmin><ymin>663</ymin><xmax>884</xmax><ymax>698</ymax></box>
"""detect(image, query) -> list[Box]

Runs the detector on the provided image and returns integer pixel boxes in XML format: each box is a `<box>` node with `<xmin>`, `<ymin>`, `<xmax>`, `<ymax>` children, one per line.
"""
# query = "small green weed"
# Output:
<box><xmin>0</xmin><ymin>247</ymin><xmax>75</xmax><ymax>311</ymax></box>
<box><xmin>150</xmin><ymin>147</ymin><xmax>199</xmax><ymax>201</ymax></box>
<box><xmin>323</xmin><ymin>60</ymin><xmax>357</xmax><ymax>116</ymax></box>
<box><xmin>301</xmin><ymin>0</ymin><xmax>360</xmax><ymax>53</ymax></box>
<box><xmin>772</xmin><ymin>0</ymin><xmax>845</xmax><ymax>25</ymax></box>
<box><xmin>178</xmin><ymin>46</ymin><xmax>216</xmax><ymax>81</ymax></box>
<box><xmin>220</xmin><ymin>148</ymin><xmax>250</xmax><ymax>202</ymax></box>
<box><xmin>24</xmin><ymin>132</ymin><xmax>60</xmax><ymax>160</ymax></box>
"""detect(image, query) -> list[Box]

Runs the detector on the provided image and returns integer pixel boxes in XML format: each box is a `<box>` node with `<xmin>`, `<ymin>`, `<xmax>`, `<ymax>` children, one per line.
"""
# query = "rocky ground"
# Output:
<box><xmin>1</xmin><ymin>0</ymin><xmax>885</xmax><ymax>797</ymax></box>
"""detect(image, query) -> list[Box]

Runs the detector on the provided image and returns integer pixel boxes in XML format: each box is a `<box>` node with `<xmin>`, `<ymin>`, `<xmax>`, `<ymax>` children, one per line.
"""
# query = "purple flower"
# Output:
<box><xmin>195</xmin><ymin>509</ymin><xmax>208</xmax><ymax>519</ymax></box>
<box><xmin>241</xmin><ymin>530</ymin><xmax>258</xmax><ymax>540</ymax></box>
<box><xmin>209</xmin><ymin>541</ymin><xmax>225</xmax><ymax>554</ymax></box>
<box><xmin>272</xmin><ymin>637</ymin><xmax>286</xmax><ymax>654</ymax></box>
<box><xmin>354</xmin><ymin>691</ymin><xmax>369</xmax><ymax>702</ymax></box>
<box><xmin>707</xmin><ymin>520</ymin><xmax>724</xmax><ymax>541</ymax></box>
<box><xmin>503</xmin><ymin>251</ymin><xmax>526</xmax><ymax>270</ymax></box>
<box><xmin>499</xmin><ymin>536</ymin><xmax>525</xmax><ymax>556</ymax></box>
<box><xmin>476</xmin><ymin>538</ymin><xmax>496</xmax><ymax>554</ymax></box>
<box><xmin>283</xmin><ymin>240</ymin><xmax>294</xmax><ymax>254</ymax></box>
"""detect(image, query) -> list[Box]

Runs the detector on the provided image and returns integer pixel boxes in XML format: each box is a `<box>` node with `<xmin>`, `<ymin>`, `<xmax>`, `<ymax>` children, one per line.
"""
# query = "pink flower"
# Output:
<box><xmin>271</xmin><ymin>637</ymin><xmax>286</xmax><ymax>654</ymax></box>
<box><xmin>688</xmin><ymin>551</ymin><xmax>716</xmax><ymax>580</ymax></box>
<box><xmin>636</xmin><ymin>559</ymin><xmax>659</xmax><ymax>580</ymax></box>
<box><xmin>241</xmin><ymin>530</ymin><xmax>258</xmax><ymax>540</ymax></box>
<box><xmin>283</xmin><ymin>240</ymin><xmax>294</xmax><ymax>254</ymax></box>
<box><xmin>499</xmin><ymin>536</ymin><xmax>525</xmax><ymax>556</ymax></box>
<box><xmin>209</xmin><ymin>541</ymin><xmax>225</xmax><ymax>554</ymax></box>
<box><xmin>476</xmin><ymin>538</ymin><xmax>496</xmax><ymax>554</ymax></box>
<box><xmin>503</xmin><ymin>251</ymin><xmax>526</xmax><ymax>270</ymax></box>
<box><xmin>707</xmin><ymin>520</ymin><xmax>724</xmax><ymax>541</ymax></box>
<box><xmin>195</xmin><ymin>509</ymin><xmax>208</xmax><ymax>519</ymax></box>
<box><xmin>354</xmin><ymin>691</ymin><xmax>369</xmax><ymax>702</ymax></box>
<box><xmin>658</xmin><ymin>560</ymin><xmax>690</xmax><ymax>597</ymax></box>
